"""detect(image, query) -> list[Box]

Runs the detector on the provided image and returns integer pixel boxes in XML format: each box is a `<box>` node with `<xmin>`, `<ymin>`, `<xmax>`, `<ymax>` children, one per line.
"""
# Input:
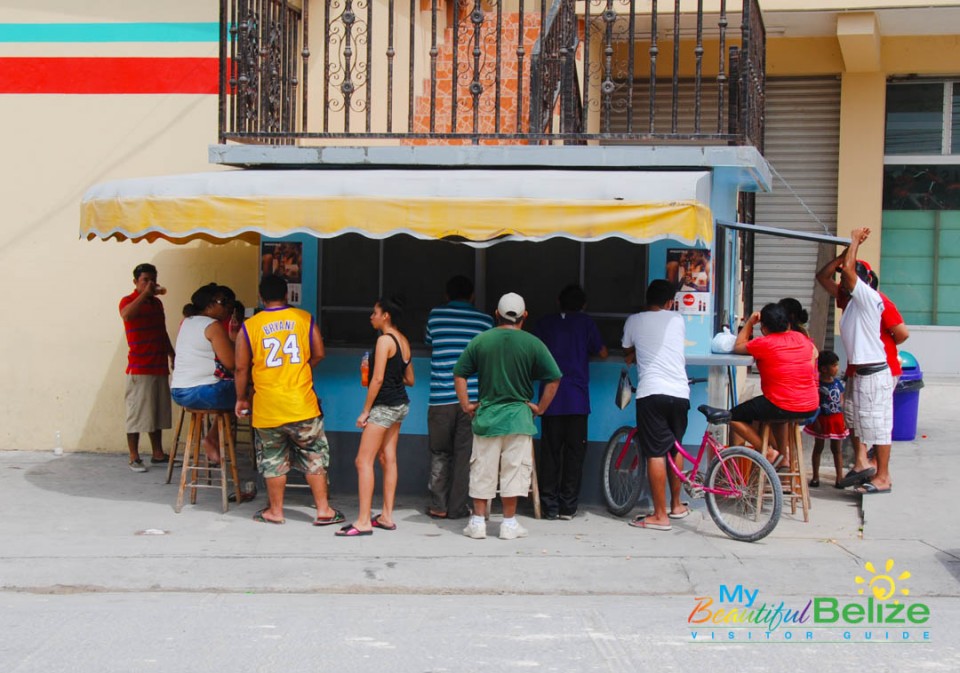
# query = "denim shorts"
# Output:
<box><xmin>367</xmin><ymin>403</ymin><xmax>410</xmax><ymax>428</ymax></box>
<box><xmin>171</xmin><ymin>379</ymin><xmax>236</xmax><ymax>410</ymax></box>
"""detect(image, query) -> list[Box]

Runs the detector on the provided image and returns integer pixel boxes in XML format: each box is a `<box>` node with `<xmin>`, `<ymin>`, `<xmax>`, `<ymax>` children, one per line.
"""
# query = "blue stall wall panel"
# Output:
<box><xmin>313</xmin><ymin>354</ymin><xmax>709</xmax><ymax>443</ymax></box>
<box><xmin>313</xmin><ymin>355</ymin><xmax>431</xmax><ymax>436</ymax></box>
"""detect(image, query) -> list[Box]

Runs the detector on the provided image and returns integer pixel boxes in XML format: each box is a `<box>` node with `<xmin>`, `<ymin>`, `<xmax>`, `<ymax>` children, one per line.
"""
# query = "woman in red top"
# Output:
<box><xmin>731</xmin><ymin>303</ymin><xmax>819</xmax><ymax>465</ymax></box>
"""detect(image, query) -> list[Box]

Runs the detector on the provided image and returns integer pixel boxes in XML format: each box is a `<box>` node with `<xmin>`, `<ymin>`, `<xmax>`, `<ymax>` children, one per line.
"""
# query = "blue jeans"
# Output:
<box><xmin>171</xmin><ymin>380</ymin><xmax>236</xmax><ymax>410</ymax></box>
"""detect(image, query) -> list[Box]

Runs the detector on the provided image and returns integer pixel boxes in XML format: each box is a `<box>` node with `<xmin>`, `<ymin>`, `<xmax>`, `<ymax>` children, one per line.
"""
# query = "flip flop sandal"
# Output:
<box><xmin>229</xmin><ymin>490</ymin><xmax>257</xmax><ymax>503</ymax></box>
<box><xmin>628</xmin><ymin>516</ymin><xmax>672</xmax><ymax>531</ymax></box>
<box><xmin>335</xmin><ymin>524</ymin><xmax>373</xmax><ymax>537</ymax></box>
<box><xmin>427</xmin><ymin>509</ymin><xmax>448</xmax><ymax>519</ymax></box>
<box><xmin>253</xmin><ymin>509</ymin><xmax>285</xmax><ymax>525</ymax></box>
<box><xmin>313</xmin><ymin>509</ymin><xmax>346</xmax><ymax>526</ymax></box>
<box><xmin>855</xmin><ymin>482</ymin><xmax>892</xmax><ymax>495</ymax></box>
<box><xmin>372</xmin><ymin>514</ymin><xmax>397</xmax><ymax>530</ymax></box>
<box><xmin>668</xmin><ymin>510</ymin><xmax>691</xmax><ymax>520</ymax></box>
<box><xmin>838</xmin><ymin>466</ymin><xmax>876</xmax><ymax>488</ymax></box>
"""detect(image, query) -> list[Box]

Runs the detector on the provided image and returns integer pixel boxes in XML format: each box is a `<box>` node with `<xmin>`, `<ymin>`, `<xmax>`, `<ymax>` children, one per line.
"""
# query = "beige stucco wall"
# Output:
<box><xmin>764</xmin><ymin>11</ymin><xmax>960</xmax><ymax>342</ymax></box>
<box><xmin>0</xmin><ymin>2</ymin><xmax>257</xmax><ymax>454</ymax></box>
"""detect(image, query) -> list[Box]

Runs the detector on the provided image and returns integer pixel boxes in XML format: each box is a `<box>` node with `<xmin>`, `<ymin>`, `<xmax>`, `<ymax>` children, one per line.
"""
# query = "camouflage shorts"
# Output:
<box><xmin>254</xmin><ymin>416</ymin><xmax>330</xmax><ymax>479</ymax></box>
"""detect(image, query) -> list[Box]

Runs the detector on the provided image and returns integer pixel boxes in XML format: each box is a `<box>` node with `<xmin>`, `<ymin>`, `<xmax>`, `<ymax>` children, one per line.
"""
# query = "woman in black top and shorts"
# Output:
<box><xmin>337</xmin><ymin>296</ymin><xmax>415</xmax><ymax>537</ymax></box>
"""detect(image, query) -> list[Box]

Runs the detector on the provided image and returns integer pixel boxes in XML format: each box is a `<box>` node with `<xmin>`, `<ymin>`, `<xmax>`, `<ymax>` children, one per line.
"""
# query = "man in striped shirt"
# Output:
<box><xmin>118</xmin><ymin>263</ymin><xmax>175</xmax><ymax>472</ymax></box>
<box><xmin>424</xmin><ymin>276</ymin><xmax>494</xmax><ymax>519</ymax></box>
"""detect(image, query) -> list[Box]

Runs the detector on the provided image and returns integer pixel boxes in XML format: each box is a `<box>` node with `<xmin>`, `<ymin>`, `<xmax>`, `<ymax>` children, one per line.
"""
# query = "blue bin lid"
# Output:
<box><xmin>898</xmin><ymin>350</ymin><xmax>922</xmax><ymax>379</ymax></box>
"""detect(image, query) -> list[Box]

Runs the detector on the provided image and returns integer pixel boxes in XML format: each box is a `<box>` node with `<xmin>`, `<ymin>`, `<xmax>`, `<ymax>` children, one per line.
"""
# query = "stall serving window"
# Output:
<box><xmin>318</xmin><ymin>234</ymin><xmax>647</xmax><ymax>347</ymax></box>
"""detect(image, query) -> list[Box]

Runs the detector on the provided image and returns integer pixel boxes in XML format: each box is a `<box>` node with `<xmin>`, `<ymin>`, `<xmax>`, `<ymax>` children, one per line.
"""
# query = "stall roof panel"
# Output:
<box><xmin>81</xmin><ymin>169</ymin><xmax>714</xmax><ymax>247</ymax></box>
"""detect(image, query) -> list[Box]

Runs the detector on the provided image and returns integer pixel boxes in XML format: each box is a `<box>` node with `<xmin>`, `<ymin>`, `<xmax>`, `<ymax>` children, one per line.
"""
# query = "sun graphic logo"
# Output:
<box><xmin>855</xmin><ymin>559</ymin><xmax>911</xmax><ymax>604</ymax></box>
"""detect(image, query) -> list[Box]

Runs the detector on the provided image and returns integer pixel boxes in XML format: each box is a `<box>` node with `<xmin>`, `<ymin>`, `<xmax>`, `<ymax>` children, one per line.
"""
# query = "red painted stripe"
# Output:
<box><xmin>0</xmin><ymin>57</ymin><xmax>221</xmax><ymax>94</ymax></box>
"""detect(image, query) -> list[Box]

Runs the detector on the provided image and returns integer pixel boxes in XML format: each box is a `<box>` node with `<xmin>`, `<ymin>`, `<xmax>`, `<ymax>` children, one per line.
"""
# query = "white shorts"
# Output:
<box><xmin>845</xmin><ymin>369</ymin><xmax>894</xmax><ymax>447</ymax></box>
<box><xmin>468</xmin><ymin>434</ymin><xmax>533</xmax><ymax>500</ymax></box>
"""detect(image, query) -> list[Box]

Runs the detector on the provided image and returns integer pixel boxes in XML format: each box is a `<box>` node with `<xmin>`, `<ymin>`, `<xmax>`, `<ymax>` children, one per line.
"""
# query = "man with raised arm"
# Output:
<box><xmin>817</xmin><ymin>228</ymin><xmax>895</xmax><ymax>494</ymax></box>
<box><xmin>118</xmin><ymin>263</ymin><xmax>175</xmax><ymax>472</ymax></box>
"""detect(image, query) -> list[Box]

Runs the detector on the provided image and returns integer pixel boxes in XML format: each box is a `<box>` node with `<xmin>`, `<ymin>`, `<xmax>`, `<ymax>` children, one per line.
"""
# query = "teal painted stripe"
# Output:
<box><xmin>0</xmin><ymin>23</ymin><xmax>219</xmax><ymax>43</ymax></box>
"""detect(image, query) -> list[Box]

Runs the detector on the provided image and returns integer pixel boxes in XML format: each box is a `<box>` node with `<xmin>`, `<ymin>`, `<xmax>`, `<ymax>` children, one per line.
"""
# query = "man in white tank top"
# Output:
<box><xmin>837</xmin><ymin>228</ymin><xmax>894</xmax><ymax>494</ymax></box>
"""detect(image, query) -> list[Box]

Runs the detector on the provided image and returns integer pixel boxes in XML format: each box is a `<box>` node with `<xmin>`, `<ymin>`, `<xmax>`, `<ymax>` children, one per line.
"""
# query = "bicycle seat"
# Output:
<box><xmin>698</xmin><ymin>404</ymin><xmax>731</xmax><ymax>424</ymax></box>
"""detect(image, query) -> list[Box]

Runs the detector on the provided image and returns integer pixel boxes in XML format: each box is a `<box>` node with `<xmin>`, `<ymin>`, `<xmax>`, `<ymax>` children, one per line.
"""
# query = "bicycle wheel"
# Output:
<box><xmin>601</xmin><ymin>426</ymin><xmax>643</xmax><ymax>516</ymax></box>
<box><xmin>704</xmin><ymin>446</ymin><xmax>782</xmax><ymax>542</ymax></box>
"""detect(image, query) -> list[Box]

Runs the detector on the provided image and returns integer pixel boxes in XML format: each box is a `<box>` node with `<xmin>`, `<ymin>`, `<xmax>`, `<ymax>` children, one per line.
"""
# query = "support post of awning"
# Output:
<box><xmin>717</xmin><ymin>219</ymin><xmax>853</xmax><ymax>349</ymax></box>
<box><xmin>716</xmin><ymin>219</ymin><xmax>851</xmax><ymax>246</ymax></box>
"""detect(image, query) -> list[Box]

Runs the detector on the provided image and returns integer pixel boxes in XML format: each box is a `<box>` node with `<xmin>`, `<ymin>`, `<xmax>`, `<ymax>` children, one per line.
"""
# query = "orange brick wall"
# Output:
<box><xmin>409</xmin><ymin>12</ymin><xmax>542</xmax><ymax>144</ymax></box>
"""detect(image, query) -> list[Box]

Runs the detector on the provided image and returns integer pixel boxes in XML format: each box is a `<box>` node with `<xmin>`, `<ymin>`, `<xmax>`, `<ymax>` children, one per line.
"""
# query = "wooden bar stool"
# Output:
<box><xmin>175</xmin><ymin>408</ymin><xmax>240</xmax><ymax>513</ymax></box>
<box><xmin>232</xmin><ymin>412</ymin><xmax>257</xmax><ymax>472</ymax></box>
<box><xmin>166</xmin><ymin>407</ymin><xmax>188</xmax><ymax>484</ymax></box>
<box><xmin>167</xmin><ymin>406</ymin><xmax>227</xmax><ymax>485</ymax></box>
<box><xmin>759</xmin><ymin>419</ymin><xmax>811</xmax><ymax>522</ymax></box>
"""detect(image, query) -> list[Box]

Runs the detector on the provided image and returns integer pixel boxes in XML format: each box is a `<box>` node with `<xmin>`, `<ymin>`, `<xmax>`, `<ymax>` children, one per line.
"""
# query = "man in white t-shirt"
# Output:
<box><xmin>621</xmin><ymin>279</ymin><xmax>690</xmax><ymax>531</ymax></box>
<box><xmin>836</xmin><ymin>227</ymin><xmax>894</xmax><ymax>494</ymax></box>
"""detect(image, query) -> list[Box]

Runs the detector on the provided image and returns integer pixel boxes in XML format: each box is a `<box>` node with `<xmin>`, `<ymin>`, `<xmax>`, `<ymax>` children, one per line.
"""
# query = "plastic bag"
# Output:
<box><xmin>711</xmin><ymin>326</ymin><xmax>736</xmax><ymax>353</ymax></box>
<box><xmin>615</xmin><ymin>368</ymin><xmax>634</xmax><ymax>410</ymax></box>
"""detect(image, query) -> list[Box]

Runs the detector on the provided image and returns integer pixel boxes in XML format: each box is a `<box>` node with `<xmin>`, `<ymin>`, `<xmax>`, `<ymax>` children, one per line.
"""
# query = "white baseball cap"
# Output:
<box><xmin>497</xmin><ymin>292</ymin><xmax>526</xmax><ymax>323</ymax></box>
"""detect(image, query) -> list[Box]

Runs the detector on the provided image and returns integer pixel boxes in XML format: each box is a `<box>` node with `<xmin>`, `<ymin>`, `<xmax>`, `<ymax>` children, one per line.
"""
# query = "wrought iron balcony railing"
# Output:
<box><xmin>219</xmin><ymin>0</ymin><xmax>765</xmax><ymax>148</ymax></box>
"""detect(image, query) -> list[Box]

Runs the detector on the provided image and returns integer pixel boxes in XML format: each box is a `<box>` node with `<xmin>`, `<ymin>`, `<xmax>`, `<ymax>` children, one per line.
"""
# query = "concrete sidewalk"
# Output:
<box><xmin>1</xmin><ymin>379</ymin><xmax>956</xmax><ymax>601</ymax></box>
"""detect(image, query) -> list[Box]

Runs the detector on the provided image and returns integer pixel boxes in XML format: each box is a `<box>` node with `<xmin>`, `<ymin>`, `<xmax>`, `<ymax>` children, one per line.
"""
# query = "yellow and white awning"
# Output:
<box><xmin>81</xmin><ymin>169</ymin><xmax>714</xmax><ymax>246</ymax></box>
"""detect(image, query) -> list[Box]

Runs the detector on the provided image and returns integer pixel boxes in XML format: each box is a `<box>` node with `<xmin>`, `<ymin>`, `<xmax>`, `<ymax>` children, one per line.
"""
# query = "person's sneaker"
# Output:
<box><xmin>559</xmin><ymin>511</ymin><xmax>577</xmax><ymax>521</ymax></box>
<box><xmin>128</xmin><ymin>460</ymin><xmax>147</xmax><ymax>473</ymax></box>
<box><xmin>498</xmin><ymin>522</ymin><xmax>529</xmax><ymax>540</ymax></box>
<box><xmin>544</xmin><ymin>512</ymin><xmax>559</xmax><ymax>521</ymax></box>
<box><xmin>462</xmin><ymin>520</ymin><xmax>487</xmax><ymax>539</ymax></box>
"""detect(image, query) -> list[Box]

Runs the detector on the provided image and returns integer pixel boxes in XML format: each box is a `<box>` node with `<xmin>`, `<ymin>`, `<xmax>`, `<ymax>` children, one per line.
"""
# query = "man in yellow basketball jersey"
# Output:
<box><xmin>235</xmin><ymin>275</ymin><xmax>343</xmax><ymax>526</ymax></box>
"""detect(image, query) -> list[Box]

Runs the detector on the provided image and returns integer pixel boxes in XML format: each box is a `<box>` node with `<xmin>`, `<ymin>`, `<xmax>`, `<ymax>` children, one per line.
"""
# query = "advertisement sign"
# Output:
<box><xmin>261</xmin><ymin>241</ymin><xmax>303</xmax><ymax>306</ymax></box>
<box><xmin>666</xmin><ymin>248</ymin><xmax>710</xmax><ymax>315</ymax></box>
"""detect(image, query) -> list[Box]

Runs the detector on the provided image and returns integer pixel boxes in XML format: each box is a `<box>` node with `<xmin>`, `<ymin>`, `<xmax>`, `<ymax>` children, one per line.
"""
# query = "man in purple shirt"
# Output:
<box><xmin>534</xmin><ymin>285</ymin><xmax>608</xmax><ymax>519</ymax></box>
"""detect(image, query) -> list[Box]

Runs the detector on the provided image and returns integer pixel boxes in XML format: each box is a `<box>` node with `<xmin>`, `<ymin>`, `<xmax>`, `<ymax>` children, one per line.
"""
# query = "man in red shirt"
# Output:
<box><xmin>119</xmin><ymin>263</ymin><xmax>175</xmax><ymax>472</ymax></box>
<box><xmin>870</xmin><ymin>271</ymin><xmax>910</xmax><ymax>384</ymax></box>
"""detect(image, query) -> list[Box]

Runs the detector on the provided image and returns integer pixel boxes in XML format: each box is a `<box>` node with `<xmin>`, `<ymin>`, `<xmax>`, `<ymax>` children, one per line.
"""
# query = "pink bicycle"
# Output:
<box><xmin>602</xmin><ymin>396</ymin><xmax>783</xmax><ymax>542</ymax></box>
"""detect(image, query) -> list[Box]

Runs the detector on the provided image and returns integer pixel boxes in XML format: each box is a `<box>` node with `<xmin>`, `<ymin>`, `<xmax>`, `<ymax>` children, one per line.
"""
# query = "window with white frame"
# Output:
<box><xmin>881</xmin><ymin>80</ymin><xmax>960</xmax><ymax>327</ymax></box>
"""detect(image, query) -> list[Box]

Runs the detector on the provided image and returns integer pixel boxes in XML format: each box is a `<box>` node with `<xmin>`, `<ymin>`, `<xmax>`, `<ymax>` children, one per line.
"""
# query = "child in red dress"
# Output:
<box><xmin>804</xmin><ymin>350</ymin><xmax>849</xmax><ymax>488</ymax></box>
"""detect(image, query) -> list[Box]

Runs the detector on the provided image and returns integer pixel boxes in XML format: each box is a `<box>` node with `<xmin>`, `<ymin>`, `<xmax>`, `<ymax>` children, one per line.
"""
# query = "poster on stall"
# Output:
<box><xmin>261</xmin><ymin>241</ymin><xmax>303</xmax><ymax>306</ymax></box>
<box><xmin>666</xmin><ymin>248</ymin><xmax>710</xmax><ymax>315</ymax></box>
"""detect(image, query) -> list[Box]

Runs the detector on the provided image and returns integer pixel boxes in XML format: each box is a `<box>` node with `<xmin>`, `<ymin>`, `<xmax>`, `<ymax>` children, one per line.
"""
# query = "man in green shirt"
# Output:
<box><xmin>453</xmin><ymin>292</ymin><xmax>562</xmax><ymax>540</ymax></box>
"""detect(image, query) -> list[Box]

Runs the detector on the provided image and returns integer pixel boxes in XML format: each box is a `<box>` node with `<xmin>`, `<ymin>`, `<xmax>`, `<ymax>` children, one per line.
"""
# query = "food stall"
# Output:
<box><xmin>81</xmin><ymin>148</ymin><xmax>771</xmax><ymax>501</ymax></box>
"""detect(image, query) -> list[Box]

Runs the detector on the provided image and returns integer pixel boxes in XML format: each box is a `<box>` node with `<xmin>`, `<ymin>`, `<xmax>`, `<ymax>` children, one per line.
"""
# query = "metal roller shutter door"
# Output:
<box><xmin>753</xmin><ymin>79</ymin><xmax>841</xmax><ymax>321</ymax></box>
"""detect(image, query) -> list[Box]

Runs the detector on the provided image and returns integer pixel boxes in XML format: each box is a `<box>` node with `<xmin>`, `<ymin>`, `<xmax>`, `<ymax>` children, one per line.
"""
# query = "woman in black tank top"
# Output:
<box><xmin>337</xmin><ymin>296</ymin><xmax>415</xmax><ymax>537</ymax></box>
